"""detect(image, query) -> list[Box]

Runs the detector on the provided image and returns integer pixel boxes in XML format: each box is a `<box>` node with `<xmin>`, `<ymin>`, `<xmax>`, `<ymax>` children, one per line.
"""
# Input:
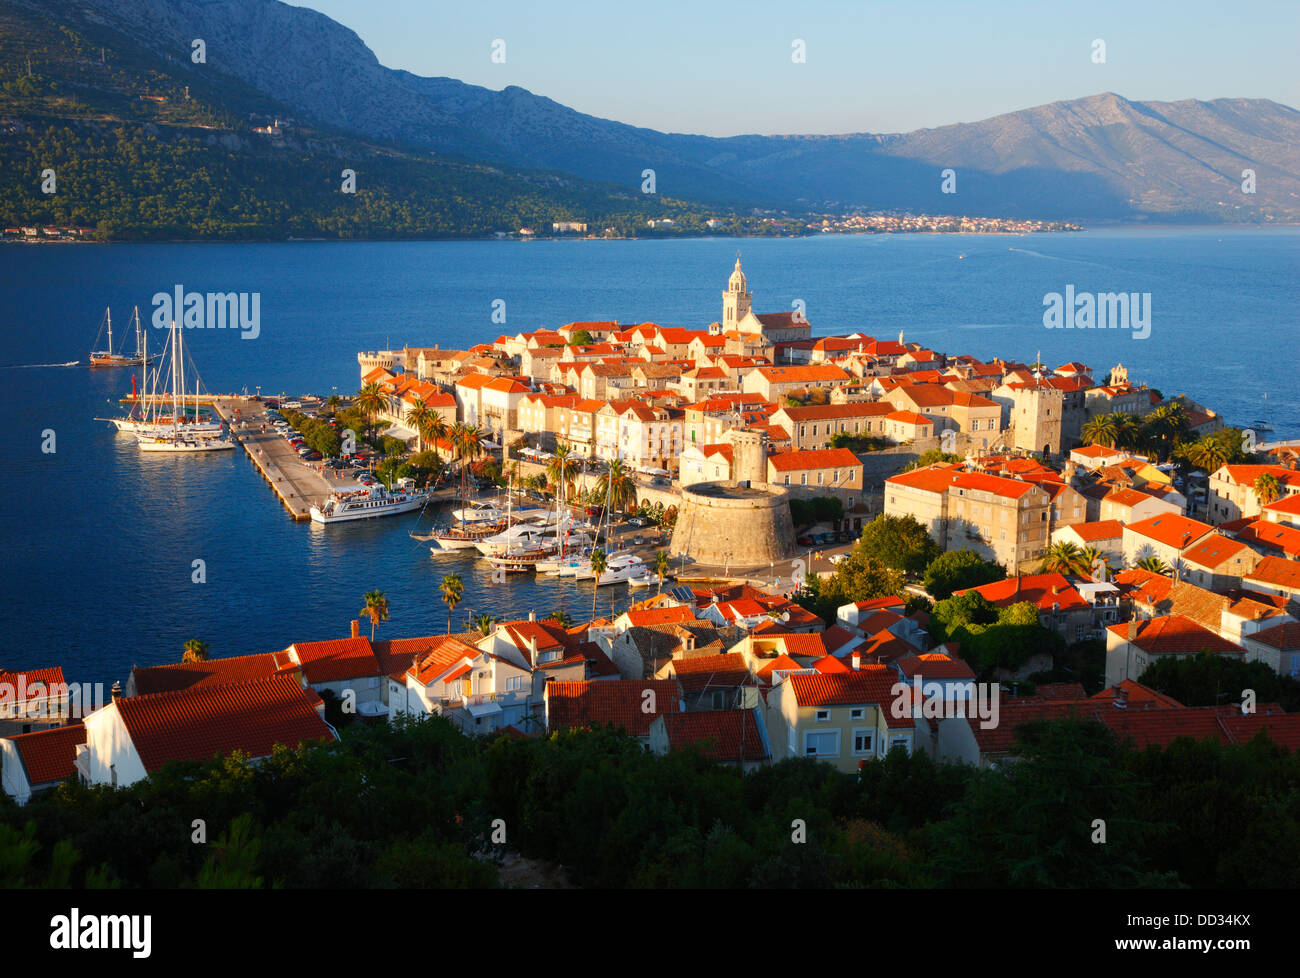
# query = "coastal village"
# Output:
<box><xmin>4</xmin><ymin>257</ymin><xmax>1300</xmax><ymax>804</ymax></box>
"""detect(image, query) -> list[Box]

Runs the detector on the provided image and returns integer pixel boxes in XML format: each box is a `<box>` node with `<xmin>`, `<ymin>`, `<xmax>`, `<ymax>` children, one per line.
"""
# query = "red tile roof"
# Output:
<box><xmin>957</xmin><ymin>573</ymin><xmax>1088</xmax><ymax>612</ymax></box>
<box><xmin>623</xmin><ymin>606</ymin><xmax>697</xmax><ymax>628</ymax></box>
<box><xmin>8</xmin><ymin>722</ymin><xmax>85</xmax><ymax>786</ymax></box>
<box><xmin>895</xmin><ymin>653</ymin><xmax>976</xmax><ymax>680</ymax></box>
<box><xmin>768</xmin><ymin>447</ymin><xmax>861</xmax><ymax>472</ymax></box>
<box><xmin>287</xmin><ymin>637</ymin><xmax>382</xmax><ymax>683</ymax></box>
<box><xmin>660</xmin><ymin>710</ymin><xmax>769</xmax><ymax>761</ymax></box>
<box><xmin>130</xmin><ymin>652</ymin><xmax>297</xmax><ymax>696</ymax></box>
<box><xmin>787</xmin><ymin>668</ymin><xmax>911</xmax><ymax>726</ymax></box>
<box><xmin>1123</xmin><ymin>514</ymin><xmax>1215</xmax><ymax>550</ymax></box>
<box><xmin>1107</xmin><ymin>615</ymin><xmax>1243</xmax><ymax>655</ymax></box>
<box><xmin>114</xmin><ymin>674</ymin><xmax>334</xmax><ymax>773</ymax></box>
<box><xmin>0</xmin><ymin>666</ymin><xmax>67</xmax><ymax>705</ymax></box>
<box><xmin>1246</xmin><ymin>556</ymin><xmax>1300</xmax><ymax>590</ymax></box>
<box><xmin>670</xmin><ymin>653</ymin><xmax>751</xmax><ymax>693</ymax></box>
<box><xmin>546</xmin><ymin>679</ymin><xmax>680</xmax><ymax>737</ymax></box>
<box><xmin>1060</xmin><ymin>519</ymin><xmax>1125</xmax><ymax>542</ymax></box>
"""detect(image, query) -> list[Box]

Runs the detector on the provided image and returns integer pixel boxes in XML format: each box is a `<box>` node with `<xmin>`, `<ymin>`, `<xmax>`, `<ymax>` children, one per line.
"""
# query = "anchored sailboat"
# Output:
<box><xmin>136</xmin><ymin>321</ymin><xmax>233</xmax><ymax>453</ymax></box>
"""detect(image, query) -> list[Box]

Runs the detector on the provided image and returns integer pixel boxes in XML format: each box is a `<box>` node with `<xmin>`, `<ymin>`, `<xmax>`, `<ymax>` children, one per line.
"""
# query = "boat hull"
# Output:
<box><xmin>310</xmin><ymin>494</ymin><xmax>429</xmax><ymax>524</ymax></box>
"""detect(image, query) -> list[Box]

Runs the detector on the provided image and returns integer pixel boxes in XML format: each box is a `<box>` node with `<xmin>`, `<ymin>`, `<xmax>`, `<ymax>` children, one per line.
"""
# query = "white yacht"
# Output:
<box><xmin>474</xmin><ymin>518</ymin><xmax>559</xmax><ymax>556</ymax></box>
<box><xmin>451</xmin><ymin>500</ymin><xmax>508</xmax><ymax>522</ymax></box>
<box><xmin>311</xmin><ymin>481</ymin><xmax>430</xmax><ymax>524</ymax></box>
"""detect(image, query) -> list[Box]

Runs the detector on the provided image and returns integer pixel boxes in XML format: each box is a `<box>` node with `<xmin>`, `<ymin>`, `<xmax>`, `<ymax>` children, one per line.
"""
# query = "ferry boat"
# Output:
<box><xmin>90</xmin><ymin>307</ymin><xmax>153</xmax><ymax>368</ymax></box>
<box><xmin>311</xmin><ymin>481</ymin><xmax>430</xmax><ymax>524</ymax></box>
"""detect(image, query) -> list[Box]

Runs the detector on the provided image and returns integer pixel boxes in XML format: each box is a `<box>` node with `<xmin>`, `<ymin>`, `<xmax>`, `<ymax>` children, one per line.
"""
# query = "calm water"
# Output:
<box><xmin>1</xmin><ymin>229</ymin><xmax>1297</xmax><ymax>683</ymax></box>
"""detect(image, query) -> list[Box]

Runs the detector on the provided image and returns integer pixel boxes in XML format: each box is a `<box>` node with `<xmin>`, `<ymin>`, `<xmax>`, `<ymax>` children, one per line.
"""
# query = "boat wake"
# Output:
<box><xmin>0</xmin><ymin>360</ymin><xmax>81</xmax><ymax>368</ymax></box>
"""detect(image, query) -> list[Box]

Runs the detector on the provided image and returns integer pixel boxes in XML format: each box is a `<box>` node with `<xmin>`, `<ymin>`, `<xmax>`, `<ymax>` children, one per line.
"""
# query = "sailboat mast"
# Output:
<box><xmin>105</xmin><ymin>308</ymin><xmax>113</xmax><ymax>355</ymax></box>
<box><xmin>171</xmin><ymin>321</ymin><xmax>181</xmax><ymax>435</ymax></box>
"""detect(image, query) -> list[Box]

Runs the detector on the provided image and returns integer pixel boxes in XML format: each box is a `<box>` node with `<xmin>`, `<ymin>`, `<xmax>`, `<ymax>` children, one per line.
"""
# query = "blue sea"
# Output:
<box><xmin>1</xmin><ymin>228</ymin><xmax>1296</xmax><ymax>684</ymax></box>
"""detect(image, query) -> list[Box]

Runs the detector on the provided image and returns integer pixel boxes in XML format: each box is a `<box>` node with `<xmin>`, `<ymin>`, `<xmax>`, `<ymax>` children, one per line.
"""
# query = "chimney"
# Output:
<box><xmin>1127</xmin><ymin>618</ymin><xmax>1138</xmax><ymax>641</ymax></box>
<box><xmin>111</xmin><ymin>681</ymin><xmax>122</xmax><ymax>702</ymax></box>
<box><xmin>851</xmin><ymin>653</ymin><xmax>861</xmax><ymax>670</ymax></box>
<box><xmin>529</xmin><ymin>635</ymin><xmax>538</xmax><ymax>665</ymax></box>
<box><xmin>350</xmin><ymin>619</ymin><xmax>360</xmax><ymax>639</ymax></box>
<box><xmin>529</xmin><ymin>610</ymin><xmax>536</xmax><ymax>622</ymax></box>
<box><xmin>1115</xmin><ymin>685</ymin><xmax>1129</xmax><ymax>709</ymax></box>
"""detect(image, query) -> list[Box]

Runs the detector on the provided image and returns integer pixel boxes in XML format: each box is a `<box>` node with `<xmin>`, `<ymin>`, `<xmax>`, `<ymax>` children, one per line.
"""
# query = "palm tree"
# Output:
<box><xmin>589</xmin><ymin>548</ymin><xmax>608</xmax><ymax>619</ymax></box>
<box><xmin>1254</xmin><ymin>472</ymin><xmax>1283</xmax><ymax>506</ymax></box>
<box><xmin>1185</xmin><ymin>435</ymin><xmax>1232</xmax><ymax>474</ymax></box>
<box><xmin>550</xmin><ymin>608</ymin><xmax>574</xmax><ymax>628</ymax></box>
<box><xmin>1111</xmin><ymin>412</ymin><xmax>1141</xmax><ymax>452</ymax></box>
<box><xmin>182</xmin><ymin>639</ymin><xmax>209</xmax><ymax>663</ymax></box>
<box><xmin>360</xmin><ymin>590</ymin><xmax>389</xmax><ymax>640</ymax></box>
<box><xmin>407</xmin><ymin>396</ymin><xmax>435</xmax><ymax>453</ymax></box>
<box><xmin>327</xmin><ymin>394</ymin><xmax>341</xmax><ymax>416</ymax></box>
<box><xmin>473</xmin><ymin>612</ymin><xmax>498</xmax><ymax>636</ymax></box>
<box><xmin>547</xmin><ymin>442</ymin><xmax>579</xmax><ymax>504</ymax></box>
<box><xmin>654</xmin><ymin>549</ymin><xmax>671</xmax><ymax>592</ymax></box>
<box><xmin>440</xmin><ymin>574</ymin><xmax>464</xmax><ymax>634</ymax></box>
<box><xmin>355</xmin><ymin>382</ymin><xmax>385</xmax><ymax>440</ymax></box>
<box><xmin>1080</xmin><ymin>415</ymin><xmax>1118</xmax><ymax>449</ymax></box>
<box><xmin>424</xmin><ymin>413</ymin><xmax>448</xmax><ymax>456</ymax></box>
<box><xmin>598</xmin><ymin>458</ymin><xmax>636</xmax><ymax>513</ymax></box>
<box><xmin>1134</xmin><ymin>556</ymin><xmax>1172</xmax><ymax>576</ymax></box>
<box><xmin>1038</xmin><ymin>540</ymin><xmax>1085</xmax><ymax>576</ymax></box>
<box><xmin>1078</xmin><ymin>545</ymin><xmax>1110</xmax><ymax>580</ymax></box>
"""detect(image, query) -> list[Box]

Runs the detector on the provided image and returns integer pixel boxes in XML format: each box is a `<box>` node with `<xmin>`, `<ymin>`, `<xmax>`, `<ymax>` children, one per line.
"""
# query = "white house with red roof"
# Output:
<box><xmin>1121</xmin><ymin>514</ymin><xmax>1216</xmax><ymax>573</ymax></box>
<box><xmin>1</xmin><ymin>722</ymin><xmax>85</xmax><ymax>804</ymax></box>
<box><xmin>1207</xmin><ymin>464</ymin><xmax>1300</xmax><ymax>525</ymax></box>
<box><xmin>1104</xmin><ymin>615</ymin><xmax>1245</xmax><ymax>688</ymax></box>
<box><xmin>76</xmin><ymin>675</ymin><xmax>335</xmax><ymax>789</ymax></box>
<box><xmin>0</xmin><ymin>666</ymin><xmax>71</xmax><ymax>736</ymax></box>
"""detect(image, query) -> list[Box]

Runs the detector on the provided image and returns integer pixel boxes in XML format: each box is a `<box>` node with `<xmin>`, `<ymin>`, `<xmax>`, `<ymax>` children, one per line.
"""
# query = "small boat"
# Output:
<box><xmin>1251</xmin><ymin>420</ymin><xmax>1274</xmax><ymax>432</ymax></box>
<box><xmin>627</xmin><ymin>571</ymin><xmax>657</xmax><ymax>588</ymax></box>
<box><xmin>486</xmin><ymin>541</ymin><xmax>561</xmax><ymax>573</ymax></box>
<box><xmin>451</xmin><ymin>500</ymin><xmax>507</xmax><ymax>522</ymax></box>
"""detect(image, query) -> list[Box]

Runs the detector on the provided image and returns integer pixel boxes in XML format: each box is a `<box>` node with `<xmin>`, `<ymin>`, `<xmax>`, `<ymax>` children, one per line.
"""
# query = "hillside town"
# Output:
<box><xmin>5</xmin><ymin>257</ymin><xmax>1300</xmax><ymax>806</ymax></box>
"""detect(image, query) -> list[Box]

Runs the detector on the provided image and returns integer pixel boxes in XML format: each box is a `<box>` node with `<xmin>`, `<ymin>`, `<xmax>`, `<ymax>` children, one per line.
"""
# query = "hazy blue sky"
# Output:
<box><xmin>295</xmin><ymin>0</ymin><xmax>1298</xmax><ymax>136</ymax></box>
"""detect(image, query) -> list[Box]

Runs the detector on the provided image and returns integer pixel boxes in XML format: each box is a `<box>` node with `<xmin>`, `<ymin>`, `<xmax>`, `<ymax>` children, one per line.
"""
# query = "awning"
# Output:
<box><xmin>466</xmin><ymin>699</ymin><xmax>503</xmax><ymax>718</ymax></box>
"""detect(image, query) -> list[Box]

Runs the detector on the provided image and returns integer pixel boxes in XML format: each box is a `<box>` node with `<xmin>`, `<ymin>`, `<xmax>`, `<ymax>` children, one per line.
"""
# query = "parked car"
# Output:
<box><xmin>797</xmin><ymin>535</ymin><xmax>814</xmax><ymax>547</ymax></box>
<box><xmin>627</xmin><ymin>516</ymin><xmax>649</xmax><ymax>526</ymax></box>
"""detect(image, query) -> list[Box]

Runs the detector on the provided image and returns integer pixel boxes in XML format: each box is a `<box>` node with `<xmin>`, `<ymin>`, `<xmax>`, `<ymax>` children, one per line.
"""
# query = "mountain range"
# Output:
<box><xmin>9</xmin><ymin>0</ymin><xmax>1300</xmax><ymax>224</ymax></box>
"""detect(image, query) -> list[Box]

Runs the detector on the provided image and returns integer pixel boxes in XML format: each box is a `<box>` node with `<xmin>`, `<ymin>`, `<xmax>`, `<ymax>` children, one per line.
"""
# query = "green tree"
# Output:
<box><xmin>922</xmin><ymin>548</ymin><xmax>1006</xmax><ymax>600</ymax></box>
<box><xmin>857</xmin><ymin>514</ymin><xmax>941</xmax><ymax>575</ymax></box>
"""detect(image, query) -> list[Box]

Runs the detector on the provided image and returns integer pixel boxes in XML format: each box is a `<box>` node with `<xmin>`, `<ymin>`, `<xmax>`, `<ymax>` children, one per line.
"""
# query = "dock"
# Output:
<box><xmin>211</xmin><ymin>397</ymin><xmax>333</xmax><ymax>521</ymax></box>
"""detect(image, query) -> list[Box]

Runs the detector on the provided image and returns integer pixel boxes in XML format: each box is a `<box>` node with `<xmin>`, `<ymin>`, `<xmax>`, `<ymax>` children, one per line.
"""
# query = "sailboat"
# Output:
<box><xmin>136</xmin><ymin>322</ymin><xmax>234</xmax><ymax>453</ymax></box>
<box><xmin>90</xmin><ymin>307</ymin><xmax>153</xmax><ymax>368</ymax></box>
<box><xmin>99</xmin><ymin>324</ymin><xmax>221</xmax><ymax>437</ymax></box>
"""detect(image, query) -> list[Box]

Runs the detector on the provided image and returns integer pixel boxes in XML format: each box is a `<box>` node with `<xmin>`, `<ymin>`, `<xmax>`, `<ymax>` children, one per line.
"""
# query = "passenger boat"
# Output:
<box><xmin>311</xmin><ymin>481</ymin><xmax>430</xmax><ymax>523</ymax></box>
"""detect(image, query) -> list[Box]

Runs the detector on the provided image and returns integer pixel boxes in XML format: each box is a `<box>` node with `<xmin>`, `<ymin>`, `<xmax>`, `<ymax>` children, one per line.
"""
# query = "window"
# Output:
<box><xmin>804</xmin><ymin>730</ymin><xmax>840</xmax><ymax>758</ymax></box>
<box><xmin>849</xmin><ymin>708</ymin><xmax>865</xmax><ymax>720</ymax></box>
<box><xmin>888</xmin><ymin>736</ymin><xmax>909</xmax><ymax>754</ymax></box>
<box><xmin>852</xmin><ymin>728</ymin><xmax>874</xmax><ymax>756</ymax></box>
<box><xmin>815</xmin><ymin>709</ymin><xmax>830</xmax><ymax>722</ymax></box>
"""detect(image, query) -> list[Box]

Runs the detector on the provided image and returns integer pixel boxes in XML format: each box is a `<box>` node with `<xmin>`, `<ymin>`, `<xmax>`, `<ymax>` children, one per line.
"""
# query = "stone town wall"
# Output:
<box><xmin>669</xmin><ymin>483</ymin><xmax>797</xmax><ymax>567</ymax></box>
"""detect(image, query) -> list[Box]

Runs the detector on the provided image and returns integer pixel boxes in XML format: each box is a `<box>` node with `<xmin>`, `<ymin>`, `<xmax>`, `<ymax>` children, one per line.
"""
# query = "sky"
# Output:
<box><xmin>295</xmin><ymin>0</ymin><xmax>1299</xmax><ymax>137</ymax></box>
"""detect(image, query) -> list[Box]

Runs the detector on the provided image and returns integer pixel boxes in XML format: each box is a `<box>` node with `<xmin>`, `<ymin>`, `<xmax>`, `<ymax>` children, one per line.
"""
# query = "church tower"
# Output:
<box><xmin>722</xmin><ymin>255</ymin><xmax>752</xmax><ymax>327</ymax></box>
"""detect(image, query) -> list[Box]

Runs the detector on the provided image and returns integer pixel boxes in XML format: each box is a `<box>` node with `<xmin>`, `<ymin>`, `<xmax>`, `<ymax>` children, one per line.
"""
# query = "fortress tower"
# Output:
<box><xmin>729</xmin><ymin>428</ymin><xmax>768</xmax><ymax>487</ymax></box>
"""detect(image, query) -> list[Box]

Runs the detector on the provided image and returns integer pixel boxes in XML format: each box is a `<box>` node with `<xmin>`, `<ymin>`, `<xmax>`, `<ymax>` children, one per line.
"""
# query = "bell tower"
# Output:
<box><xmin>722</xmin><ymin>253</ymin><xmax>752</xmax><ymax>327</ymax></box>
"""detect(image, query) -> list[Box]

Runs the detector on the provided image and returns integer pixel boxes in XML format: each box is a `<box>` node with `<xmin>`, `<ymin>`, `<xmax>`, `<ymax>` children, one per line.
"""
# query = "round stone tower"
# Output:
<box><xmin>669</xmin><ymin>482</ymin><xmax>797</xmax><ymax>568</ymax></box>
